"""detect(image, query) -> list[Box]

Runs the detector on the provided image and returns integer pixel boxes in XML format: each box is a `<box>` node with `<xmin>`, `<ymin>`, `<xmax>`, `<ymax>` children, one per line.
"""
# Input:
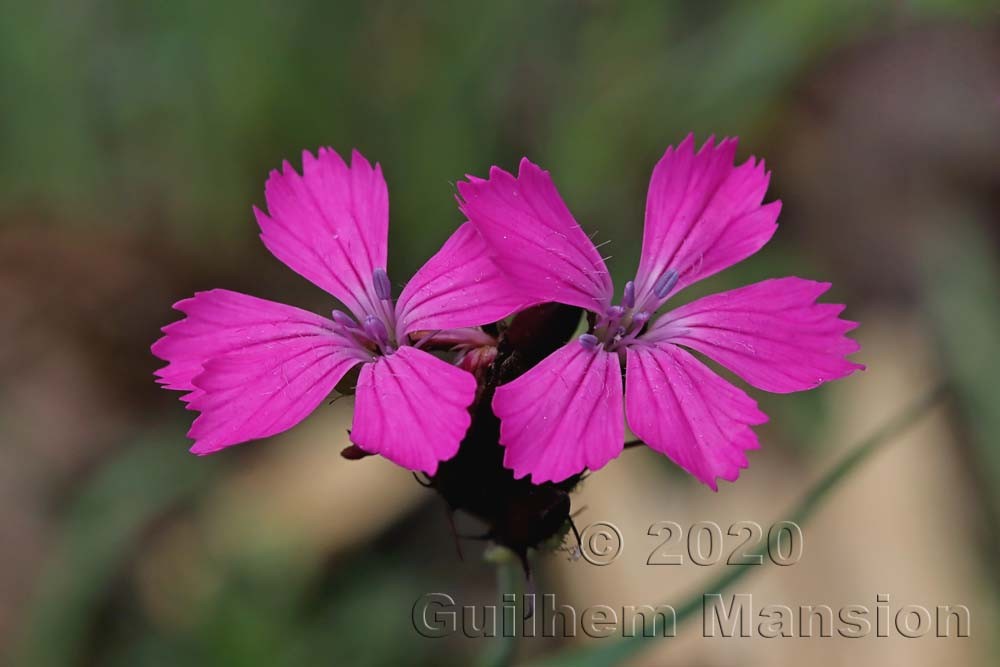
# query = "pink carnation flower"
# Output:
<box><xmin>153</xmin><ymin>148</ymin><xmax>524</xmax><ymax>474</ymax></box>
<box><xmin>458</xmin><ymin>135</ymin><xmax>864</xmax><ymax>489</ymax></box>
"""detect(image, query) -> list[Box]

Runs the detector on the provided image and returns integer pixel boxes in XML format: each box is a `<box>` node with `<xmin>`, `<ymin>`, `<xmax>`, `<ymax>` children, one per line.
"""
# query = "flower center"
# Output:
<box><xmin>579</xmin><ymin>281</ymin><xmax>647</xmax><ymax>354</ymax></box>
<box><xmin>330</xmin><ymin>267</ymin><xmax>399</xmax><ymax>355</ymax></box>
<box><xmin>579</xmin><ymin>270</ymin><xmax>677</xmax><ymax>354</ymax></box>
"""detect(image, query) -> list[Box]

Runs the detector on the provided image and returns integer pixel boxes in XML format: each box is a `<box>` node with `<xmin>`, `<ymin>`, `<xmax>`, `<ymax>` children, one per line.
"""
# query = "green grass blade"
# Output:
<box><xmin>524</xmin><ymin>383</ymin><xmax>948</xmax><ymax>667</ymax></box>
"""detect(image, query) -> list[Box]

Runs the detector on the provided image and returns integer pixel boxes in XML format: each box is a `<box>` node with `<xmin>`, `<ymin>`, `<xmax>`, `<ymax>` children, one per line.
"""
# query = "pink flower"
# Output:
<box><xmin>153</xmin><ymin>148</ymin><xmax>524</xmax><ymax>474</ymax></box>
<box><xmin>458</xmin><ymin>135</ymin><xmax>864</xmax><ymax>489</ymax></box>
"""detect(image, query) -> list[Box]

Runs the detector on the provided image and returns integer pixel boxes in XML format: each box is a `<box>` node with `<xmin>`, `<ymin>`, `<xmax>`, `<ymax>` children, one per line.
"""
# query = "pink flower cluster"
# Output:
<box><xmin>153</xmin><ymin>136</ymin><xmax>862</xmax><ymax>489</ymax></box>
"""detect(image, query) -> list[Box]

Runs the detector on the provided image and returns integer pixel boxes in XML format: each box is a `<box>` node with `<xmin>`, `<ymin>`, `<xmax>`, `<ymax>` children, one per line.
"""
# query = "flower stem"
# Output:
<box><xmin>478</xmin><ymin>546</ymin><xmax>524</xmax><ymax>667</ymax></box>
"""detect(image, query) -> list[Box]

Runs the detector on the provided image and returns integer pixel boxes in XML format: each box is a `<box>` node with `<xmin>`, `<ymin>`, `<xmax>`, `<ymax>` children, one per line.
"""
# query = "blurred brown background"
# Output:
<box><xmin>1</xmin><ymin>1</ymin><xmax>998</xmax><ymax>665</ymax></box>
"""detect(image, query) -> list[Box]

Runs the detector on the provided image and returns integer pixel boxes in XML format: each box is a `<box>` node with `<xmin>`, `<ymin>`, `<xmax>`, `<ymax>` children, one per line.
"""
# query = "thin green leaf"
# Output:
<box><xmin>523</xmin><ymin>383</ymin><xmax>948</xmax><ymax>667</ymax></box>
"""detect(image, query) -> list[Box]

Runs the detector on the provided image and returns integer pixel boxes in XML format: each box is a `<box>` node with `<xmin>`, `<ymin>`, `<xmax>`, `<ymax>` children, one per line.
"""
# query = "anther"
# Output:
<box><xmin>622</xmin><ymin>281</ymin><xmax>636</xmax><ymax>309</ymax></box>
<box><xmin>331</xmin><ymin>311</ymin><xmax>359</xmax><ymax>329</ymax></box>
<box><xmin>606</xmin><ymin>305</ymin><xmax>625</xmax><ymax>320</ymax></box>
<box><xmin>373</xmin><ymin>267</ymin><xmax>392</xmax><ymax>301</ymax></box>
<box><xmin>632</xmin><ymin>310</ymin><xmax>651</xmax><ymax>329</ymax></box>
<box><xmin>579</xmin><ymin>333</ymin><xmax>599</xmax><ymax>351</ymax></box>
<box><xmin>653</xmin><ymin>269</ymin><xmax>679</xmax><ymax>299</ymax></box>
<box><xmin>363</xmin><ymin>315</ymin><xmax>390</xmax><ymax>348</ymax></box>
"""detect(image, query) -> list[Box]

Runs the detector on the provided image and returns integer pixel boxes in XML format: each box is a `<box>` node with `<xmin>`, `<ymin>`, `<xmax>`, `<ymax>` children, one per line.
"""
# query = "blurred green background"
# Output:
<box><xmin>2</xmin><ymin>1</ymin><xmax>998</xmax><ymax>665</ymax></box>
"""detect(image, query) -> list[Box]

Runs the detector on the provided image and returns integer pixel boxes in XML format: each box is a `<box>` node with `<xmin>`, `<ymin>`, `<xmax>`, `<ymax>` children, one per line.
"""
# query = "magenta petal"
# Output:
<box><xmin>152</xmin><ymin>289</ymin><xmax>353</xmax><ymax>401</ymax></box>
<box><xmin>179</xmin><ymin>310</ymin><xmax>367</xmax><ymax>455</ymax></box>
<box><xmin>457</xmin><ymin>158</ymin><xmax>614</xmax><ymax>312</ymax></box>
<box><xmin>395</xmin><ymin>222</ymin><xmax>529</xmax><ymax>337</ymax></box>
<box><xmin>633</xmin><ymin>135</ymin><xmax>780</xmax><ymax>310</ymax></box>
<box><xmin>255</xmin><ymin>148</ymin><xmax>388</xmax><ymax>320</ymax></box>
<box><xmin>351</xmin><ymin>346</ymin><xmax>476</xmax><ymax>474</ymax></box>
<box><xmin>625</xmin><ymin>343</ymin><xmax>767</xmax><ymax>490</ymax></box>
<box><xmin>646</xmin><ymin>277</ymin><xmax>864</xmax><ymax>393</ymax></box>
<box><xmin>493</xmin><ymin>342</ymin><xmax>624</xmax><ymax>483</ymax></box>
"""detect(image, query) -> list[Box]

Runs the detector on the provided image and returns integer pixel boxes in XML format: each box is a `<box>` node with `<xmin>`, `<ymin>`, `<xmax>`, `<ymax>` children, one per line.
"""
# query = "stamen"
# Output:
<box><xmin>623</xmin><ymin>281</ymin><xmax>636</xmax><ymax>309</ymax></box>
<box><xmin>331</xmin><ymin>310</ymin><xmax>359</xmax><ymax>329</ymax></box>
<box><xmin>373</xmin><ymin>267</ymin><xmax>392</xmax><ymax>301</ymax></box>
<box><xmin>606</xmin><ymin>305</ymin><xmax>625</xmax><ymax>321</ymax></box>
<box><xmin>632</xmin><ymin>310</ymin><xmax>651</xmax><ymax>329</ymax></box>
<box><xmin>364</xmin><ymin>315</ymin><xmax>390</xmax><ymax>348</ymax></box>
<box><xmin>579</xmin><ymin>333</ymin><xmax>599</xmax><ymax>351</ymax></box>
<box><xmin>653</xmin><ymin>269</ymin><xmax>679</xmax><ymax>299</ymax></box>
